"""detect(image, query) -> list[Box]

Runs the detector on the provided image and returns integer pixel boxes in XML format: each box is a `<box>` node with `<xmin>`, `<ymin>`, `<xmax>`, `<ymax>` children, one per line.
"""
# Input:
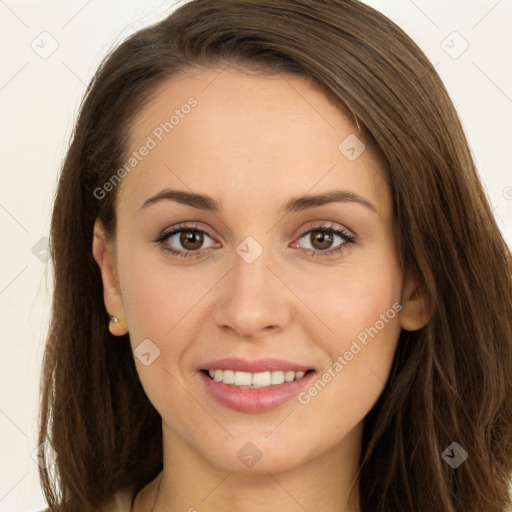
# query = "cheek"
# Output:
<box><xmin>116</xmin><ymin>250</ymin><xmax>217</xmax><ymax>393</ymax></box>
<box><xmin>116</xmin><ymin>259</ymin><xmax>200</xmax><ymax>410</ymax></box>
<box><xmin>294</xmin><ymin>258</ymin><xmax>402</xmax><ymax>424</ymax></box>
<box><xmin>297</xmin><ymin>254</ymin><xmax>402</xmax><ymax>352</ymax></box>
<box><xmin>333</xmin><ymin>267</ymin><xmax>401</xmax><ymax>344</ymax></box>
<box><xmin>295</xmin><ymin>252</ymin><xmax>402</xmax><ymax>378</ymax></box>
<box><xmin>119</xmin><ymin>272</ymin><xmax>169</xmax><ymax>342</ymax></box>
<box><xmin>118</xmin><ymin>248</ymin><xmax>207</xmax><ymax>341</ymax></box>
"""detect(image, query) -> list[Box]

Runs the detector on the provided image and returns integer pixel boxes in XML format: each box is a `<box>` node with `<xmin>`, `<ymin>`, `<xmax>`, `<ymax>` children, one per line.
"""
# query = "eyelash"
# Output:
<box><xmin>154</xmin><ymin>222</ymin><xmax>356</xmax><ymax>259</ymax></box>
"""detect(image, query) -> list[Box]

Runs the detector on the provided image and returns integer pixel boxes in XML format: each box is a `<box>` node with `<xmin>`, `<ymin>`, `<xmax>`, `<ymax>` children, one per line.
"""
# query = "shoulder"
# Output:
<box><xmin>36</xmin><ymin>488</ymin><xmax>135</xmax><ymax>512</ymax></box>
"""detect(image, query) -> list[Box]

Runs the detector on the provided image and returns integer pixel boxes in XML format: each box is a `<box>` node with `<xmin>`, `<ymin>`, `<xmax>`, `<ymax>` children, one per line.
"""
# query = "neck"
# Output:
<box><xmin>133</xmin><ymin>421</ymin><xmax>362</xmax><ymax>512</ymax></box>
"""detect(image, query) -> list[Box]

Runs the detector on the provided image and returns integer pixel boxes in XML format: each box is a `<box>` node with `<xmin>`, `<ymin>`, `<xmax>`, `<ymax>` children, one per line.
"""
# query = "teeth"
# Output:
<box><xmin>271</xmin><ymin>371</ymin><xmax>285</xmax><ymax>385</ymax></box>
<box><xmin>234</xmin><ymin>371</ymin><xmax>252</xmax><ymax>386</ymax></box>
<box><xmin>284</xmin><ymin>371</ymin><xmax>295</xmax><ymax>382</ymax></box>
<box><xmin>251</xmin><ymin>371</ymin><xmax>271</xmax><ymax>387</ymax></box>
<box><xmin>205</xmin><ymin>369</ymin><xmax>309</xmax><ymax>388</ymax></box>
<box><xmin>222</xmin><ymin>369</ymin><xmax>235</xmax><ymax>384</ymax></box>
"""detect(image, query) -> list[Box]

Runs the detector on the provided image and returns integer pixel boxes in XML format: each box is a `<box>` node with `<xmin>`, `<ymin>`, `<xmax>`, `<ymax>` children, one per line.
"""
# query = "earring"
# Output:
<box><xmin>109</xmin><ymin>315</ymin><xmax>119</xmax><ymax>323</ymax></box>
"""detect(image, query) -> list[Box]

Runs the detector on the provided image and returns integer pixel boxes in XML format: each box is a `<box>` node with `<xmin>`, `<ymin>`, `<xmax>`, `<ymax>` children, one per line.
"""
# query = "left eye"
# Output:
<box><xmin>295</xmin><ymin>227</ymin><xmax>354</xmax><ymax>253</ymax></box>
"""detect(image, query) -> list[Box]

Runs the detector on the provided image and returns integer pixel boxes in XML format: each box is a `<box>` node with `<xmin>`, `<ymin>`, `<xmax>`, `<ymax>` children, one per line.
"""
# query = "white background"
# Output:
<box><xmin>0</xmin><ymin>1</ymin><xmax>511</xmax><ymax>510</ymax></box>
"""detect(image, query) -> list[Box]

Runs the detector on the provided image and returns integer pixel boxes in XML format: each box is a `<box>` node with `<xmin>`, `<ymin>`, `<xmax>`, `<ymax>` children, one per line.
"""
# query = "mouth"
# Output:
<box><xmin>200</xmin><ymin>368</ymin><xmax>315</xmax><ymax>389</ymax></box>
<box><xmin>197</xmin><ymin>358</ymin><xmax>317</xmax><ymax>413</ymax></box>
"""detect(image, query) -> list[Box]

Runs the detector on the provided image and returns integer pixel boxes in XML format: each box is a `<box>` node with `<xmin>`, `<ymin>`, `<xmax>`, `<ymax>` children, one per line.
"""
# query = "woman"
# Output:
<box><xmin>38</xmin><ymin>0</ymin><xmax>512</xmax><ymax>511</ymax></box>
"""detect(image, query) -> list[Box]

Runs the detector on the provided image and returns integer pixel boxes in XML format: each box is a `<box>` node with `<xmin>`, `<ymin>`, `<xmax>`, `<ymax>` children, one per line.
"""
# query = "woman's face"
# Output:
<box><xmin>95</xmin><ymin>67</ymin><xmax>422</xmax><ymax>475</ymax></box>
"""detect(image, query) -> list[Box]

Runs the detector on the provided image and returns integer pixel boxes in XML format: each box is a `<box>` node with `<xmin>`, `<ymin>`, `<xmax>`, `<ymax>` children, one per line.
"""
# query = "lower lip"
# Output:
<box><xmin>199</xmin><ymin>370</ymin><xmax>316</xmax><ymax>413</ymax></box>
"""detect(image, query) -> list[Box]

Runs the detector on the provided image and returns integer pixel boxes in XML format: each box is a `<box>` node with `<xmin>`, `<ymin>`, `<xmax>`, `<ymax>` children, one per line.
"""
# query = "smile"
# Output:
<box><xmin>204</xmin><ymin>369</ymin><xmax>309</xmax><ymax>388</ymax></box>
<box><xmin>198</xmin><ymin>358</ymin><xmax>317</xmax><ymax>413</ymax></box>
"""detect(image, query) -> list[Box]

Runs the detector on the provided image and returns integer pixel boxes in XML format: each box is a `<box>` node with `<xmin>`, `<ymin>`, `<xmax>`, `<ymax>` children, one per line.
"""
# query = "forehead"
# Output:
<box><xmin>117</xmin><ymin>66</ymin><xmax>389</xmax><ymax>217</ymax></box>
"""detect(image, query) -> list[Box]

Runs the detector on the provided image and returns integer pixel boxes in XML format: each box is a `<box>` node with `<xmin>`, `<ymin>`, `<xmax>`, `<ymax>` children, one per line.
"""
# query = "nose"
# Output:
<box><xmin>213</xmin><ymin>240</ymin><xmax>292</xmax><ymax>339</ymax></box>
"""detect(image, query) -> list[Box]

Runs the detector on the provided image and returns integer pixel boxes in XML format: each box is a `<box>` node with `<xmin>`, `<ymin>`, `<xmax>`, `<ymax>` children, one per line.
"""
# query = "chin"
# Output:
<box><xmin>198</xmin><ymin>435</ymin><xmax>312</xmax><ymax>475</ymax></box>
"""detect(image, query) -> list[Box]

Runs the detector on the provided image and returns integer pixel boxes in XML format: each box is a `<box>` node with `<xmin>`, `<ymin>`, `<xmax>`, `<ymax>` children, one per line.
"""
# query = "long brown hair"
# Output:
<box><xmin>39</xmin><ymin>1</ymin><xmax>512</xmax><ymax>510</ymax></box>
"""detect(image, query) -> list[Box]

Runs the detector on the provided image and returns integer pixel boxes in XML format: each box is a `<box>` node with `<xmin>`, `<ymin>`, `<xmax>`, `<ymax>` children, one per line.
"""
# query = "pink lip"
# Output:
<box><xmin>198</xmin><ymin>368</ymin><xmax>316</xmax><ymax>413</ymax></box>
<box><xmin>200</xmin><ymin>357</ymin><xmax>313</xmax><ymax>373</ymax></box>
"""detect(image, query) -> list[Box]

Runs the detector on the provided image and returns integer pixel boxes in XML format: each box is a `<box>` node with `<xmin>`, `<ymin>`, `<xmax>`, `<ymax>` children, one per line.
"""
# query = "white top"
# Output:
<box><xmin>107</xmin><ymin>489</ymin><xmax>134</xmax><ymax>511</ymax></box>
<box><xmin>38</xmin><ymin>488</ymin><xmax>135</xmax><ymax>512</ymax></box>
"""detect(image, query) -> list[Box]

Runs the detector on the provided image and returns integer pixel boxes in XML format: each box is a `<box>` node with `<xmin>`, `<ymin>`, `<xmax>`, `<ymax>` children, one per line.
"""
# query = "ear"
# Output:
<box><xmin>92</xmin><ymin>218</ymin><xmax>128</xmax><ymax>336</ymax></box>
<box><xmin>399</xmin><ymin>273</ymin><xmax>435</xmax><ymax>331</ymax></box>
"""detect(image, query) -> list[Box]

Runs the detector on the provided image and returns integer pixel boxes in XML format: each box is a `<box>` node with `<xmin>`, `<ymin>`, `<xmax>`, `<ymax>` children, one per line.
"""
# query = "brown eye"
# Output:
<box><xmin>309</xmin><ymin>230</ymin><xmax>334</xmax><ymax>250</ymax></box>
<box><xmin>295</xmin><ymin>225</ymin><xmax>356</xmax><ymax>257</ymax></box>
<box><xmin>179</xmin><ymin>230</ymin><xmax>204</xmax><ymax>250</ymax></box>
<box><xmin>156</xmin><ymin>225</ymin><xmax>216</xmax><ymax>257</ymax></box>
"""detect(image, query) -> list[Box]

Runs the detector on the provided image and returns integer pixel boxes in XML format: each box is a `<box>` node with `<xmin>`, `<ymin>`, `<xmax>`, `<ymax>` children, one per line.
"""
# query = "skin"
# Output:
<box><xmin>93</xmin><ymin>67</ymin><xmax>432</xmax><ymax>512</ymax></box>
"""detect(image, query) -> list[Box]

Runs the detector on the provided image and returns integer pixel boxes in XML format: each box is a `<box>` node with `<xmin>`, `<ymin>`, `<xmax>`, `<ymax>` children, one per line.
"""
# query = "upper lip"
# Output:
<box><xmin>200</xmin><ymin>357</ymin><xmax>313</xmax><ymax>373</ymax></box>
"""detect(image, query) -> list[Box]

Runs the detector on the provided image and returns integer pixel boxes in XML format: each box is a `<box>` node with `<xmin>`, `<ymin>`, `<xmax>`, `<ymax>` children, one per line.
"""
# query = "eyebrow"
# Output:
<box><xmin>140</xmin><ymin>188</ymin><xmax>378</xmax><ymax>215</ymax></box>
<box><xmin>141</xmin><ymin>189</ymin><xmax>220</xmax><ymax>212</ymax></box>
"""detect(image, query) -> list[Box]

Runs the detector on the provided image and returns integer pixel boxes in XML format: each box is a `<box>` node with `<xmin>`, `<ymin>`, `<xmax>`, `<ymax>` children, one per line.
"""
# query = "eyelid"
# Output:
<box><xmin>295</xmin><ymin>219</ymin><xmax>356</xmax><ymax>239</ymax></box>
<box><xmin>158</xmin><ymin>221</ymin><xmax>215</xmax><ymax>239</ymax></box>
